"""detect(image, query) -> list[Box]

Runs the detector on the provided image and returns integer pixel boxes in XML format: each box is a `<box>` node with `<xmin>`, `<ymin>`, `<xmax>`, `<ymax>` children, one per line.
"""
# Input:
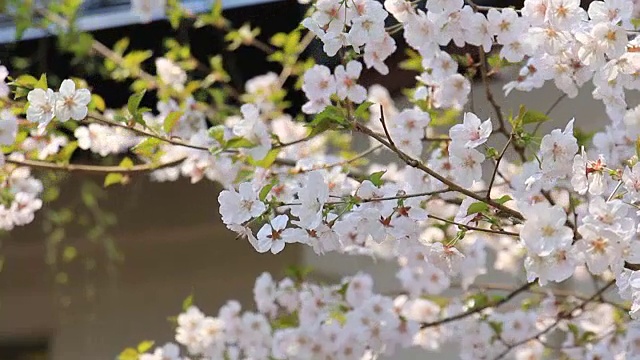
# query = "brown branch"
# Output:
<box><xmin>421</xmin><ymin>282</ymin><xmax>534</xmax><ymax>329</ymax></box>
<box><xmin>86</xmin><ymin>113</ymin><xmax>210</xmax><ymax>152</ymax></box>
<box><xmin>353</xmin><ymin>121</ymin><xmax>524</xmax><ymax>221</ymax></box>
<box><xmin>486</xmin><ymin>134</ymin><xmax>513</xmax><ymax>199</ymax></box>
<box><xmin>428</xmin><ymin>214</ymin><xmax>519</xmax><ymax>236</ymax></box>
<box><xmin>7</xmin><ymin>157</ymin><xmax>185</xmax><ymax>174</ymax></box>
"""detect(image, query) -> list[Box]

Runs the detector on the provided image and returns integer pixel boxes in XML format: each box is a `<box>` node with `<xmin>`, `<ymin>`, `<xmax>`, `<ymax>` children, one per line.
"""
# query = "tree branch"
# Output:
<box><xmin>7</xmin><ymin>157</ymin><xmax>185</xmax><ymax>174</ymax></box>
<box><xmin>353</xmin><ymin>121</ymin><xmax>525</xmax><ymax>221</ymax></box>
<box><xmin>421</xmin><ymin>282</ymin><xmax>534</xmax><ymax>329</ymax></box>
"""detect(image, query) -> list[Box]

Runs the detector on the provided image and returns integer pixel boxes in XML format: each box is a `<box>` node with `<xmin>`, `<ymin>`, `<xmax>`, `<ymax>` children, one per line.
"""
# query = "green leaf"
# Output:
<box><xmin>466</xmin><ymin>293</ymin><xmax>489</xmax><ymax>310</ymax></box>
<box><xmin>249</xmin><ymin>148</ymin><xmax>280</xmax><ymax>168</ymax></box>
<box><xmin>117</xmin><ymin>348</ymin><xmax>138</xmax><ymax>360</ymax></box>
<box><xmin>113</xmin><ymin>37</ymin><xmax>130</xmax><ymax>55</ymax></box>
<box><xmin>578</xmin><ymin>330</ymin><xmax>596</xmax><ymax>345</ymax></box>
<box><xmin>137</xmin><ymin>340</ymin><xmax>155</xmax><ymax>354</ymax></box>
<box><xmin>259</xmin><ymin>181</ymin><xmax>276</xmax><ymax>201</ymax></box>
<box><xmin>428</xmin><ymin>108</ymin><xmax>460</xmax><ymax>127</ymax></box>
<box><xmin>354</xmin><ymin>101</ymin><xmax>373</xmax><ymax>120</ymax></box>
<box><xmin>211</xmin><ymin>0</ymin><xmax>223</xmax><ymax>18</ymax></box>
<box><xmin>12</xmin><ymin>74</ymin><xmax>38</xmax><ymax>87</ymax></box>
<box><xmin>284</xmin><ymin>265</ymin><xmax>313</xmax><ymax>282</ymax></box>
<box><xmin>120</xmin><ymin>157</ymin><xmax>135</xmax><ymax>169</ymax></box>
<box><xmin>55</xmin><ymin>141</ymin><xmax>78</xmax><ymax>162</ymax></box>
<box><xmin>575</xmin><ymin>127</ymin><xmax>595</xmax><ymax>149</ymax></box>
<box><xmin>632</xmin><ymin>18</ymin><xmax>640</xmax><ymax>29</ymax></box>
<box><xmin>521</xmin><ymin>109</ymin><xmax>550</xmax><ymax>125</ymax></box>
<box><xmin>132</xmin><ymin>138</ymin><xmax>162</xmax><ymax>157</ymax></box>
<box><xmin>398</xmin><ymin>48</ymin><xmax>423</xmax><ymax>72</ymax></box>
<box><xmin>368</xmin><ymin>170</ymin><xmax>386</xmax><ymax>187</ymax></box>
<box><xmin>35</xmin><ymin>73</ymin><xmax>48</xmax><ymax>90</ymax></box>
<box><xmin>127</xmin><ymin>90</ymin><xmax>146</xmax><ymax>116</ymax></box>
<box><xmin>494</xmin><ymin>195</ymin><xmax>512</xmax><ymax>205</ymax></box>
<box><xmin>567</xmin><ymin>323</ymin><xmax>580</xmax><ymax>342</ymax></box>
<box><xmin>104</xmin><ymin>173</ymin><xmax>124</xmax><ymax>187</ymax></box>
<box><xmin>208</xmin><ymin>125</ymin><xmax>226</xmax><ymax>145</ymax></box>
<box><xmin>182</xmin><ymin>294</ymin><xmax>194</xmax><ymax>311</ymax></box>
<box><xmin>226</xmin><ymin>137</ymin><xmax>255</xmax><ymax>149</ymax></box>
<box><xmin>466</xmin><ymin>202</ymin><xmax>489</xmax><ymax>216</ymax></box>
<box><xmin>272</xmin><ymin>311</ymin><xmax>299</xmax><ymax>329</ymax></box>
<box><xmin>485</xmin><ymin>147</ymin><xmax>499</xmax><ymax>159</ymax></box>
<box><xmin>90</xmin><ymin>94</ymin><xmax>106</xmax><ymax>112</ymax></box>
<box><xmin>488</xmin><ymin>321</ymin><xmax>503</xmax><ymax>336</ymax></box>
<box><xmin>163</xmin><ymin>111</ymin><xmax>183</xmax><ymax>133</ymax></box>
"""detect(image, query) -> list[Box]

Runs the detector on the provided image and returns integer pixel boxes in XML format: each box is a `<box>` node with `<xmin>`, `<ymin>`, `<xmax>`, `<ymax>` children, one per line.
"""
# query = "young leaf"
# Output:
<box><xmin>354</xmin><ymin>101</ymin><xmax>373</xmax><ymax>120</ymax></box>
<box><xmin>35</xmin><ymin>73</ymin><xmax>48</xmax><ymax>90</ymax></box>
<box><xmin>249</xmin><ymin>148</ymin><xmax>280</xmax><ymax>168</ymax></box>
<box><xmin>368</xmin><ymin>170</ymin><xmax>386</xmax><ymax>187</ymax></box>
<box><xmin>137</xmin><ymin>340</ymin><xmax>155</xmax><ymax>354</ymax></box>
<box><xmin>259</xmin><ymin>181</ymin><xmax>276</xmax><ymax>201</ymax></box>
<box><xmin>208</xmin><ymin>125</ymin><xmax>226</xmax><ymax>145</ymax></box>
<box><xmin>90</xmin><ymin>94</ymin><xmax>106</xmax><ymax>112</ymax></box>
<box><xmin>163</xmin><ymin>111</ymin><xmax>184</xmax><ymax>133</ymax></box>
<box><xmin>521</xmin><ymin>109</ymin><xmax>550</xmax><ymax>125</ymax></box>
<box><xmin>117</xmin><ymin>348</ymin><xmax>138</xmax><ymax>360</ymax></box>
<box><xmin>104</xmin><ymin>173</ymin><xmax>124</xmax><ymax>187</ymax></box>
<box><xmin>182</xmin><ymin>294</ymin><xmax>194</xmax><ymax>311</ymax></box>
<box><xmin>226</xmin><ymin>137</ymin><xmax>255</xmax><ymax>149</ymax></box>
<box><xmin>494</xmin><ymin>195</ymin><xmax>512</xmax><ymax>205</ymax></box>
<box><xmin>466</xmin><ymin>202</ymin><xmax>489</xmax><ymax>215</ymax></box>
<box><xmin>119</xmin><ymin>157</ymin><xmax>134</xmax><ymax>169</ymax></box>
<box><xmin>127</xmin><ymin>90</ymin><xmax>146</xmax><ymax>116</ymax></box>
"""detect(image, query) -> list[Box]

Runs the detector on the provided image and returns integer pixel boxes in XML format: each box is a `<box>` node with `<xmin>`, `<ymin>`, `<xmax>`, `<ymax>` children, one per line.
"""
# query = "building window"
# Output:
<box><xmin>0</xmin><ymin>0</ymin><xmax>279</xmax><ymax>44</ymax></box>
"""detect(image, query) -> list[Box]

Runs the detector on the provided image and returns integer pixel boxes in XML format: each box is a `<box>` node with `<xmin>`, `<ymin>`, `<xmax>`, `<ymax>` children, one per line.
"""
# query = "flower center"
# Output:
<box><xmin>541</xmin><ymin>225</ymin><xmax>556</xmax><ymax>237</ymax></box>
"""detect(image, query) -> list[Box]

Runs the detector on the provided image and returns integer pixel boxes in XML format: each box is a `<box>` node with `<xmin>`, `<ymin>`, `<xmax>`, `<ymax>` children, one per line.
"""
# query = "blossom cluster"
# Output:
<box><xmin>138</xmin><ymin>272</ymin><xmax>640</xmax><ymax>360</ymax></box>
<box><xmin>301</xmin><ymin>0</ymin><xmax>396</xmax><ymax>71</ymax></box>
<box><xmin>26</xmin><ymin>79</ymin><xmax>91</xmax><ymax>128</ymax></box>
<box><xmin>0</xmin><ymin>154</ymin><xmax>43</xmax><ymax>231</ymax></box>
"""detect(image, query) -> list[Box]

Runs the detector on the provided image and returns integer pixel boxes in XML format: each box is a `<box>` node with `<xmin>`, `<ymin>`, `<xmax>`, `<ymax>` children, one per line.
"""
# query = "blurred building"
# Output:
<box><xmin>0</xmin><ymin>0</ymin><xmax>631</xmax><ymax>359</ymax></box>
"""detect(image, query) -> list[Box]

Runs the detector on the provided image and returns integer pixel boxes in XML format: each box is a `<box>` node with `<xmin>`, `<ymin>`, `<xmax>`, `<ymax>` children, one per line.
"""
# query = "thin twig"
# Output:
<box><xmin>486</xmin><ymin>134</ymin><xmax>513</xmax><ymax>199</ymax></box>
<box><xmin>607</xmin><ymin>180</ymin><xmax>623</xmax><ymax>202</ymax></box>
<box><xmin>379</xmin><ymin>104</ymin><xmax>395</xmax><ymax>148</ymax></box>
<box><xmin>545</xmin><ymin>93</ymin><xmax>568</xmax><ymax>116</ymax></box>
<box><xmin>428</xmin><ymin>214</ymin><xmax>519</xmax><ymax>236</ymax></box>
<box><xmin>421</xmin><ymin>282</ymin><xmax>534</xmax><ymax>329</ymax></box>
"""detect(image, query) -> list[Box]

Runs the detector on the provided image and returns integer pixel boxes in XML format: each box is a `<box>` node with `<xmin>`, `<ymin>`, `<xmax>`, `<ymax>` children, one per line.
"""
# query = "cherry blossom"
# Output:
<box><xmin>334</xmin><ymin>60</ymin><xmax>367</xmax><ymax>103</ymax></box>
<box><xmin>54</xmin><ymin>79</ymin><xmax>91</xmax><ymax>122</ymax></box>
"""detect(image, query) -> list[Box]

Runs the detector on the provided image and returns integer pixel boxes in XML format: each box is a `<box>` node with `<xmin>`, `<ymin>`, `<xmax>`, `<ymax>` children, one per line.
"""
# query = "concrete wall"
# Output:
<box><xmin>0</xmin><ymin>178</ymin><xmax>300</xmax><ymax>359</ymax></box>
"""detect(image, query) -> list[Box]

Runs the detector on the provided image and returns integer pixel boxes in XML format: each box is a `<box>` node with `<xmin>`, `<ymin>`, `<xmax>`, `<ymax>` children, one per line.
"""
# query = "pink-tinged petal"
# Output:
<box><xmin>349</xmin><ymin>85</ymin><xmax>367</xmax><ymax>103</ymax></box>
<box><xmin>346</xmin><ymin>60</ymin><xmax>362</xmax><ymax>77</ymax></box>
